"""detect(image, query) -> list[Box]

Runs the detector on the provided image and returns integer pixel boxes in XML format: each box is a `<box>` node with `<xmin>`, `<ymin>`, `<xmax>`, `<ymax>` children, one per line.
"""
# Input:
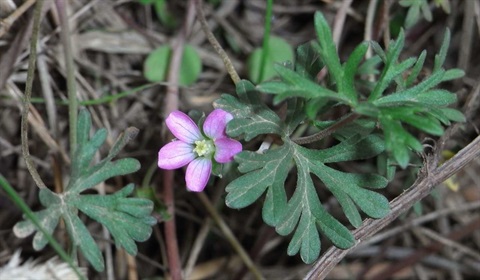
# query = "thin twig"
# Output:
<box><xmin>21</xmin><ymin>0</ymin><xmax>47</xmax><ymax>190</ymax></box>
<box><xmin>55</xmin><ymin>0</ymin><xmax>78</xmax><ymax>159</ymax></box>
<box><xmin>418</xmin><ymin>226</ymin><xmax>480</xmax><ymax>260</ymax></box>
<box><xmin>332</xmin><ymin>0</ymin><xmax>353</xmax><ymax>46</ymax></box>
<box><xmin>198</xmin><ymin>193</ymin><xmax>265</xmax><ymax>280</ymax></box>
<box><xmin>369</xmin><ymin>218</ymin><xmax>480</xmax><ymax>280</ymax></box>
<box><xmin>364</xmin><ymin>0</ymin><xmax>379</xmax><ymax>59</ymax></box>
<box><xmin>458</xmin><ymin>0</ymin><xmax>475</xmax><ymax>73</ymax></box>
<box><xmin>0</xmin><ymin>0</ymin><xmax>36</xmax><ymax>38</ymax></box>
<box><xmin>305</xmin><ymin>134</ymin><xmax>480</xmax><ymax>279</ymax></box>
<box><xmin>184</xmin><ymin>218</ymin><xmax>213</xmax><ymax>278</ymax></box>
<box><xmin>37</xmin><ymin>42</ymin><xmax>58</xmax><ymax>137</ymax></box>
<box><xmin>194</xmin><ymin>0</ymin><xmax>240</xmax><ymax>85</ymax></box>
<box><xmin>356</xmin><ymin>200</ymin><xmax>480</xmax><ymax>249</ymax></box>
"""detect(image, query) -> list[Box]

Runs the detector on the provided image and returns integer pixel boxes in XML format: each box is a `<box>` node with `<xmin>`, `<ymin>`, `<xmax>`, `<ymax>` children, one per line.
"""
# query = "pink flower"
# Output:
<box><xmin>158</xmin><ymin>109</ymin><xmax>242</xmax><ymax>192</ymax></box>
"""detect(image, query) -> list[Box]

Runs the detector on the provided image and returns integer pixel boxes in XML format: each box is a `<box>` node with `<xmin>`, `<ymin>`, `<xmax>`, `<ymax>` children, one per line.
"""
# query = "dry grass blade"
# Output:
<box><xmin>0</xmin><ymin>0</ymin><xmax>36</xmax><ymax>38</ymax></box>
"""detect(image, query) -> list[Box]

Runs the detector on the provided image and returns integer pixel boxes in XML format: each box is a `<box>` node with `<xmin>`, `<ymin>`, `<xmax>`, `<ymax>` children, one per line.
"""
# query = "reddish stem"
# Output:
<box><xmin>163</xmin><ymin>170</ymin><xmax>182</xmax><ymax>280</ymax></box>
<box><xmin>161</xmin><ymin>1</ymin><xmax>196</xmax><ymax>279</ymax></box>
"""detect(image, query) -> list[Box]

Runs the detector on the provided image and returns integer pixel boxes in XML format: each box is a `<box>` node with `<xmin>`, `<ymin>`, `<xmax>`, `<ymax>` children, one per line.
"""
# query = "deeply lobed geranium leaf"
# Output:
<box><xmin>217</xmin><ymin>10</ymin><xmax>465</xmax><ymax>265</ymax></box>
<box><xmin>295</xmin><ymin>41</ymin><xmax>324</xmax><ymax>80</ymax></box>
<box><xmin>215</xmin><ymin>80</ymin><xmax>284</xmax><ymax>140</ymax></box>
<box><xmin>13</xmin><ymin>109</ymin><xmax>156</xmax><ymax>272</ymax></box>
<box><xmin>220</xmin><ymin>85</ymin><xmax>388</xmax><ymax>262</ymax></box>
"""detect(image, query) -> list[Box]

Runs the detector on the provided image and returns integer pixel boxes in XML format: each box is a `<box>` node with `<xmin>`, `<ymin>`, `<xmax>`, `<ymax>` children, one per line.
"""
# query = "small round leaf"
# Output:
<box><xmin>143</xmin><ymin>44</ymin><xmax>202</xmax><ymax>86</ymax></box>
<box><xmin>247</xmin><ymin>36</ymin><xmax>294</xmax><ymax>84</ymax></box>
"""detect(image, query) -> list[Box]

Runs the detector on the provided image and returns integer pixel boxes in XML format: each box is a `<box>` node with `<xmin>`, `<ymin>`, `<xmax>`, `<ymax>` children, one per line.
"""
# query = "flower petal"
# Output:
<box><xmin>203</xmin><ymin>109</ymin><xmax>233</xmax><ymax>139</ymax></box>
<box><xmin>214</xmin><ymin>138</ymin><xmax>242</xmax><ymax>163</ymax></box>
<box><xmin>166</xmin><ymin>111</ymin><xmax>202</xmax><ymax>143</ymax></box>
<box><xmin>185</xmin><ymin>158</ymin><xmax>212</xmax><ymax>192</ymax></box>
<box><xmin>158</xmin><ymin>141</ymin><xmax>195</xmax><ymax>169</ymax></box>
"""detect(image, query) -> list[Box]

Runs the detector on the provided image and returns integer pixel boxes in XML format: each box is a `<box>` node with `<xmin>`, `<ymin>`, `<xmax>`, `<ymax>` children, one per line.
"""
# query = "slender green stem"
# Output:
<box><xmin>28</xmin><ymin>83</ymin><xmax>156</xmax><ymax>106</ymax></box>
<box><xmin>21</xmin><ymin>0</ymin><xmax>47</xmax><ymax>190</ymax></box>
<box><xmin>257</xmin><ymin>0</ymin><xmax>273</xmax><ymax>83</ymax></box>
<box><xmin>0</xmin><ymin>175</ymin><xmax>85</xmax><ymax>279</ymax></box>
<box><xmin>194</xmin><ymin>0</ymin><xmax>240</xmax><ymax>85</ymax></box>
<box><xmin>55</xmin><ymin>0</ymin><xmax>78</xmax><ymax>158</ymax></box>
<box><xmin>293</xmin><ymin>113</ymin><xmax>360</xmax><ymax>145</ymax></box>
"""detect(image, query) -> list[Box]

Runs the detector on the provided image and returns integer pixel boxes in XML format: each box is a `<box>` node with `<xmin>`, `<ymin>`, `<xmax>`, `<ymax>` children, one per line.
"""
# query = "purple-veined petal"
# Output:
<box><xmin>185</xmin><ymin>158</ymin><xmax>212</xmax><ymax>192</ymax></box>
<box><xmin>166</xmin><ymin>111</ymin><xmax>202</xmax><ymax>143</ymax></box>
<box><xmin>214</xmin><ymin>138</ymin><xmax>242</xmax><ymax>163</ymax></box>
<box><xmin>158</xmin><ymin>141</ymin><xmax>195</xmax><ymax>169</ymax></box>
<box><xmin>203</xmin><ymin>109</ymin><xmax>233</xmax><ymax>139</ymax></box>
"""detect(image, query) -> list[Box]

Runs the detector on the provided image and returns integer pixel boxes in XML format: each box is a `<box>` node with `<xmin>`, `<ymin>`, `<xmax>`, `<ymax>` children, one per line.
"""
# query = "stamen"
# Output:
<box><xmin>194</xmin><ymin>139</ymin><xmax>214</xmax><ymax>157</ymax></box>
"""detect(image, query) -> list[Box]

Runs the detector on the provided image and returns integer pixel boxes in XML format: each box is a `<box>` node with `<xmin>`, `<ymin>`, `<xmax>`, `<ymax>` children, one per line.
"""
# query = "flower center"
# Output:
<box><xmin>193</xmin><ymin>139</ymin><xmax>214</xmax><ymax>157</ymax></box>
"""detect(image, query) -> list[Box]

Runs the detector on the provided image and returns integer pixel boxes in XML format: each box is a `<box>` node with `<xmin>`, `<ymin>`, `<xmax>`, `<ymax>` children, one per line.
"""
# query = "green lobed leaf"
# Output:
<box><xmin>214</xmin><ymin>80</ymin><xmax>284</xmax><ymax>140</ymax></box>
<box><xmin>329</xmin><ymin>187</ymin><xmax>362</xmax><ymax>228</ymax></box>
<box><xmin>368</xmin><ymin>30</ymin><xmax>410</xmax><ymax>101</ymax></box>
<box><xmin>64</xmin><ymin>211</ymin><xmax>105</xmax><ymax>272</ymax></box>
<box><xmin>313</xmin><ymin>12</ymin><xmax>343</xmax><ymax>86</ymax></box>
<box><xmin>70</xmin><ymin>158</ymin><xmax>141</xmax><ymax>194</ymax></box>
<box><xmin>405</xmin><ymin>50</ymin><xmax>426</xmax><ymax>87</ymax></box>
<box><xmin>226</xmin><ymin>146</ymin><xmax>291</xmax><ymax>218</ymax></box>
<box><xmin>295</xmin><ymin>41</ymin><xmax>324</xmax><ymax>80</ymax></box>
<box><xmin>415</xmin><ymin>89</ymin><xmax>457</xmax><ymax>106</ymax></box>
<box><xmin>420</xmin><ymin>0</ymin><xmax>433</xmax><ymax>21</ymax></box>
<box><xmin>357</xmin><ymin>55</ymin><xmax>382</xmax><ymax>76</ymax></box>
<box><xmin>260</xmin><ymin>64</ymin><xmax>348</xmax><ymax>104</ymax></box>
<box><xmin>374</xmin><ymin>70</ymin><xmax>446</xmax><ymax>106</ymax></box>
<box><xmin>314</xmin><ymin>205</ymin><xmax>355</xmax><ymax>249</ymax></box>
<box><xmin>442</xmin><ymin>69</ymin><xmax>465</xmax><ymax>81</ymax></box>
<box><xmin>279</xmin><ymin>159</ymin><xmax>326</xmax><ymax>263</ymax></box>
<box><xmin>283</xmin><ymin>98</ymin><xmax>306</xmax><ymax>136</ymax></box>
<box><xmin>404</xmin><ymin>1</ymin><xmax>421</xmax><ymax>28</ymax></box>
<box><xmin>77</xmin><ymin>109</ymin><xmax>91</xmax><ymax>148</ymax></box>
<box><xmin>434</xmin><ymin>29</ymin><xmax>450</xmax><ymax>72</ymax></box>
<box><xmin>13</xmin><ymin>110</ymin><xmax>156</xmax><ymax>272</ymax></box>
<box><xmin>255</xmin><ymin>81</ymin><xmax>287</xmax><ymax>95</ymax></box>
<box><xmin>153</xmin><ymin>0</ymin><xmax>177</xmax><ymax>29</ymax></box>
<box><xmin>218</xmin><ymin>12</ymin><xmax>465</xmax><ymax>263</ymax></box>
<box><xmin>73</xmin><ymin>185</ymin><xmax>156</xmax><ymax>255</ymax></box>
<box><xmin>369</xmin><ymin>57</ymin><xmax>417</xmax><ymax>102</ymax></box>
<box><xmin>71</xmin><ymin>109</ymin><xmax>94</xmax><ymax>183</ymax></box>
<box><xmin>387</xmin><ymin>108</ymin><xmax>444</xmax><ymax>135</ymax></box>
<box><xmin>316</xmin><ymin>167</ymin><xmax>390</xmax><ymax>218</ymax></box>
<box><xmin>436</xmin><ymin>108</ymin><xmax>466</xmax><ymax>123</ymax></box>
<box><xmin>342</xmin><ymin>42</ymin><xmax>369</xmax><ymax>104</ymax></box>
<box><xmin>287</xmin><ymin>209</ymin><xmax>320</xmax><ymax>264</ymax></box>
<box><xmin>308</xmin><ymin>134</ymin><xmax>385</xmax><ymax>163</ymax></box>
<box><xmin>220</xmin><ymin>86</ymin><xmax>390</xmax><ymax>263</ymax></box>
<box><xmin>305</xmin><ymin>98</ymin><xmax>333</xmax><ymax>121</ymax></box>
<box><xmin>105</xmin><ymin>127</ymin><xmax>140</xmax><ymax>162</ymax></box>
<box><xmin>379</xmin><ymin>115</ymin><xmax>423</xmax><ymax>168</ymax></box>
<box><xmin>74</xmin><ymin>129</ymin><xmax>107</xmax><ymax>179</ymax></box>
<box><xmin>13</xmin><ymin>207</ymin><xmax>61</xmax><ymax>250</ymax></box>
<box><xmin>307</xmin><ymin>155</ymin><xmax>390</xmax><ymax>223</ymax></box>
<box><xmin>330</xmin><ymin>119</ymin><xmax>377</xmax><ymax>139</ymax></box>
<box><xmin>370</xmin><ymin>41</ymin><xmax>387</xmax><ymax>62</ymax></box>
